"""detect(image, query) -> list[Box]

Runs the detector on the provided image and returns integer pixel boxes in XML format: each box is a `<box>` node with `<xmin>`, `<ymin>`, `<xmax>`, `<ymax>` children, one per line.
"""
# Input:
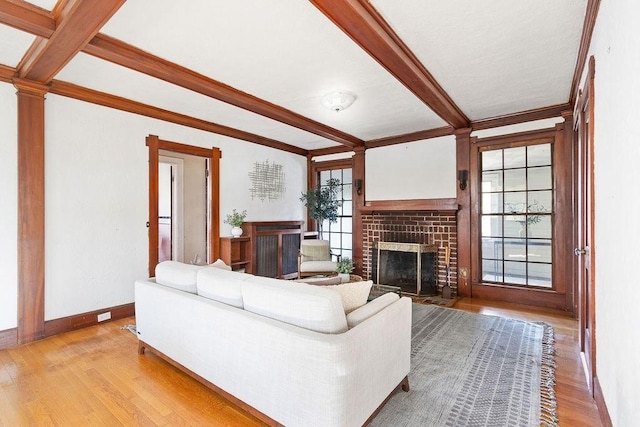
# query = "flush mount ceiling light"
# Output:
<box><xmin>321</xmin><ymin>90</ymin><xmax>357</xmax><ymax>112</ymax></box>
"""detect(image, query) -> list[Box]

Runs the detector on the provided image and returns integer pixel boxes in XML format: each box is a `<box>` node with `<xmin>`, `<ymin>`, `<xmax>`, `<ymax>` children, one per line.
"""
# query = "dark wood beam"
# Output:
<box><xmin>0</xmin><ymin>0</ymin><xmax>54</xmax><ymax>38</ymax></box>
<box><xmin>367</xmin><ymin>126</ymin><xmax>453</xmax><ymax>149</ymax></box>
<box><xmin>17</xmin><ymin>0</ymin><xmax>126</xmax><ymax>83</ymax></box>
<box><xmin>49</xmin><ymin>80</ymin><xmax>308</xmax><ymax>156</ymax></box>
<box><xmin>83</xmin><ymin>34</ymin><xmax>364</xmax><ymax>149</ymax></box>
<box><xmin>0</xmin><ymin>4</ymin><xmax>361</xmax><ymax>148</ymax></box>
<box><xmin>310</xmin><ymin>0</ymin><xmax>469</xmax><ymax>129</ymax></box>
<box><xmin>312</xmin><ymin>105</ymin><xmax>569</xmax><ymax>155</ymax></box>
<box><xmin>471</xmin><ymin>104</ymin><xmax>571</xmax><ymax>131</ymax></box>
<box><xmin>308</xmin><ymin>145</ymin><xmax>352</xmax><ymax>158</ymax></box>
<box><xmin>569</xmin><ymin>0</ymin><xmax>601</xmax><ymax>105</ymax></box>
<box><xmin>0</xmin><ymin>64</ymin><xmax>16</xmax><ymax>83</ymax></box>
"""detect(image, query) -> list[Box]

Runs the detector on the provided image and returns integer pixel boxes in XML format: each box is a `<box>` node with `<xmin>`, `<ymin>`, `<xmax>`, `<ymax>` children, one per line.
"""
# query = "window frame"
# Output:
<box><xmin>309</xmin><ymin>158</ymin><xmax>354</xmax><ymax>259</ymax></box>
<box><xmin>469</xmin><ymin>127</ymin><xmax>571</xmax><ymax>302</ymax></box>
<box><xmin>478</xmin><ymin>141</ymin><xmax>554</xmax><ymax>288</ymax></box>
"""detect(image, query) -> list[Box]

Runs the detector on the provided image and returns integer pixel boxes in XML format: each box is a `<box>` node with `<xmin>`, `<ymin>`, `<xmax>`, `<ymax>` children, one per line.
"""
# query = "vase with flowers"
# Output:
<box><xmin>224</xmin><ymin>209</ymin><xmax>247</xmax><ymax>237</ymax></box>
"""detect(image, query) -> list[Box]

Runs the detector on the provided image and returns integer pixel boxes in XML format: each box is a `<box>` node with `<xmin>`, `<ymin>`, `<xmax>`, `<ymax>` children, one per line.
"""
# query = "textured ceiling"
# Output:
<box><xmin>0</xmin><ymin>0</ymin><xmax>588</xmax><ymax>152</ymax></box>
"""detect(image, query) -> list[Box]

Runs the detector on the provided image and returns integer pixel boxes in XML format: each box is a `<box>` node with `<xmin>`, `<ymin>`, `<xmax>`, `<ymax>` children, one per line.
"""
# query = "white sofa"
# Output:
<box><xmin>135</xmin><ymin>261</ymin><xmax>412</xmax><ymax>427</ymax></box>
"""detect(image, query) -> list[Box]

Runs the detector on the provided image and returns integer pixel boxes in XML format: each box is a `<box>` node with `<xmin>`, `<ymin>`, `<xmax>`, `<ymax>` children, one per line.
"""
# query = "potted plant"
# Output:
<box><xmin>335</xmin><ymin>257</ymin><xmax>354</xmax><ymax>282</ymax></box>
<box><xmin>224</xmin><ymin>209</ymin><xmax>247</xmax><ymax>237</ymax></box>
<box><xmin>506</xmin><ymin>199</ymin><xmax>546</xmax><ymax>237</ymax></box>
<box><xmin>300</xmin><ymin>178</ymin><xmax>342</xmax><ymax>237</ymax></box>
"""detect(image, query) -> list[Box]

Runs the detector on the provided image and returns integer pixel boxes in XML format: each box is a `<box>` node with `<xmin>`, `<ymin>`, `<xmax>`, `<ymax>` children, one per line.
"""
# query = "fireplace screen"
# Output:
<box><xmin>372</xmin><ymin>242</ymin><xmax>437</xmax><ymax>295</ymax></box>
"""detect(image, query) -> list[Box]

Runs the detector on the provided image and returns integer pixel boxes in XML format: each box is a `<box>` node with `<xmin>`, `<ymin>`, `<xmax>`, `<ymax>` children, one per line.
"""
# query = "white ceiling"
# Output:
<box><xmin>0</xmin><ymin>0</ymin><xmax>588</xmax><ymax>151</ymax></box>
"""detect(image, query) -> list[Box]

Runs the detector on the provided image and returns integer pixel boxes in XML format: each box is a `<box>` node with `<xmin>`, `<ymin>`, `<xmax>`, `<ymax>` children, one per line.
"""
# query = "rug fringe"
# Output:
<box><xmin>536</xmin><ymin>322</ymin><xmax>558</xmax><ymax>427</ymax></box>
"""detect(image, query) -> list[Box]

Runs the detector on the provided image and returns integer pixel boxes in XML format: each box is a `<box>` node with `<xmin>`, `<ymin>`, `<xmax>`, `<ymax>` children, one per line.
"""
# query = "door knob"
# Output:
<box><xmin>574</xmin><ymin>248</ymin><xmax>587</xmax><ymax>256</ymax></box>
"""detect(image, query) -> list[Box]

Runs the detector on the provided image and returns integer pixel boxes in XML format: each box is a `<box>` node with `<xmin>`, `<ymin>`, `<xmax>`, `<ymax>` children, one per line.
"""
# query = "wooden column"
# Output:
<box><xmin>14</xmin><ymin>78</ymin><xmax>48</xmax><ymax>344</ymax></box>
<box><xmin>210</xmin><ymin>147</ymin><xmax>221</xmax><ymax>261</ymax></box>
<box><xmin>306</xmin><ymin>154</ymin><xmax>315</xmax><ymax>232</ymax></box>
<box><xmin>146</xmin><ymin>135</ymin><xmax>159</xmax><ymax>277</ymax></box>
<box><xmin>455</xmin><ymin>128</ymin><xmax>472</xmax><ymax>297</ymax></box>
<box><xmin>559</xmin><ymin>110</ymin><xmax>575</xmax><ymax>314</ymax></box>
<box><xmin>352</xmin><ymin>146</ymin><xmax>365</xmax><ymax>276</ymax></box>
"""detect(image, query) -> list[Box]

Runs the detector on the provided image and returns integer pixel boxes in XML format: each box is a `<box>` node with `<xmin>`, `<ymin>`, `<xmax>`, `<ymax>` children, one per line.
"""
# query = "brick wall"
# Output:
<box><xmin>361</xmin><ymin>211</ymin><xmax>458</xmax><ymax>296</ymax></box>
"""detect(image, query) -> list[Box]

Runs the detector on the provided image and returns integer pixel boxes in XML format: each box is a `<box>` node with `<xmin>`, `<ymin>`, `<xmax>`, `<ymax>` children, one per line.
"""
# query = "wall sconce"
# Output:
<box><xmin>457</xmin><ymin>170</ymin><xmax>468</xmax><ymax>190</ymax></box>
<box><xmin>354</xmin><ymin>179</ymin><xmax>363</xmax><ymax>195</ymax></box>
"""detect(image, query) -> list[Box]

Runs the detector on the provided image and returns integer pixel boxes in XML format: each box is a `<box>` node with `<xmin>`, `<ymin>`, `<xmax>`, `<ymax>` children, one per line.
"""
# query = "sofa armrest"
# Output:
<box><xmin>346</xmin><ymin>292</ymin><xmax>399</xmax><ymax>328</ymax></box>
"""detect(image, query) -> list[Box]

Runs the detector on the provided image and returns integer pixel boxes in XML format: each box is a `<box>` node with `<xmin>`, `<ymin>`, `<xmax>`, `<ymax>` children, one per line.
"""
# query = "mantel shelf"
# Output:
<box><xmin>360</xmin><ymin>198</ymin><xmax>459</xmax><ymax>213</ymax></box>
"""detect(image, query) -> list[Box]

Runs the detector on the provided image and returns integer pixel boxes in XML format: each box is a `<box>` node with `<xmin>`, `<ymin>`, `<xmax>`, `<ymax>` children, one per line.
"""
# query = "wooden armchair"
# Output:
<box><xmin>297</xmin><ymin>240</ymin><xmax>341</xmax><ymax>279</ymax></box>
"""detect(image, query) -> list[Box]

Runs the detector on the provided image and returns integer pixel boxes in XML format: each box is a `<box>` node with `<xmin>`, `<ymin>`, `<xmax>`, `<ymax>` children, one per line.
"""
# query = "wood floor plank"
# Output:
<box><xmin>0</xmin><ymin>299</ymin><xmax>601</xmax><ymax>426</ymax></box>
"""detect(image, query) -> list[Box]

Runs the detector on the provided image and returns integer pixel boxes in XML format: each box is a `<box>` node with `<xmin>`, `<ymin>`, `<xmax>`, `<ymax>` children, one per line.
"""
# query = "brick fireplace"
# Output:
<box><xmin>361</xmin><ymin>211</ymin><xmax>458</xmax><ymax>296</ymax></box>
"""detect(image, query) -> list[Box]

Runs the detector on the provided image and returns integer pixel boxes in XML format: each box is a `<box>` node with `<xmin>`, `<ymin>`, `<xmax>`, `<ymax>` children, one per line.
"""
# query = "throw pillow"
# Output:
<box><xmin>209</xmin><ymin>258</ymin><xmax>232</xmax><ymax>271</ymax></box>
<box><xmin>326</xmin><ymin>280</ymin><xmax>373</xmax><ymax>313</ymax></box>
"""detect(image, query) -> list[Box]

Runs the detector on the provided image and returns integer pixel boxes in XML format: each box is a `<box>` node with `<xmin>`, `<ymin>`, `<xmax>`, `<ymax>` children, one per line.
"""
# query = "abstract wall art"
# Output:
<box><xmin>248</xmin><ymin>160</ymin><xmax>286</xmax><ymax>202</ymax></box>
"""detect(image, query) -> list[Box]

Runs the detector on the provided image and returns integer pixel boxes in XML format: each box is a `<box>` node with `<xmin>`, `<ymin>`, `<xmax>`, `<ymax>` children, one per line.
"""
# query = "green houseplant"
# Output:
<box><xmin>335</xmin><ymin>257</ymin><xmax>354</xmax><ymax>282</ymax></box>
<box><xmin>335</xmin><ymin>257</ymin><xmax>354</xmax><ymax>274</ymax></box>
<box><xmin>224</xmin><ymin>209</ymin><xmax>247</xmax><ymax>237</ymax></box>
<box><xmin>300</xmin><ymin>178</ymin><xmax>342</xmax><ymax>236</ymax></box>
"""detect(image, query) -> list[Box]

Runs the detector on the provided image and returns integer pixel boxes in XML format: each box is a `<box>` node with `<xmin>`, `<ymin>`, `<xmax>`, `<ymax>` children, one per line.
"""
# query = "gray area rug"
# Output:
<box><xmin>372</xmin><ymin>304</ymin><xmax>557</xmax><ymax>427</ymax></box>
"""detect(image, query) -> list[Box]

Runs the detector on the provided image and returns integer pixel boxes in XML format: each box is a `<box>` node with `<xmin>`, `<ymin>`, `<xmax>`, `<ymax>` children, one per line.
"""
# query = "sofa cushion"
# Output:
<box><xmin>346</xmin><ymin>292</ymin><xmax>399</xmax><ymax>328</ymax></box>
<box><xmin>196</xmin><ymin>267</ymin><xmax>252</xmax><ymax>308</ymax></box>
<box><xmin>155</xmin><ymin>261</ymin><xmax>204</xmax><ymax>293</ymax></box>
<box><xmin>243</xmin><ymin>276</ymin><xmax>348</xmax><ymax>334</ymax></box>
<box><xmin>326</xmin><ymin>280</ymin><xmax>374</xmax><ymax>313</ymax></box>
<box><xmin>298</xmin><ymin>260</ymin><xmax>338</xmax><ymax>273</ymax></box>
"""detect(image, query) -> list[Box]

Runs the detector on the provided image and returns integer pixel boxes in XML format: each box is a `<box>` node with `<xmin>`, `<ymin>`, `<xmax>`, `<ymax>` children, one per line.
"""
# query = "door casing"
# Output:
<box><xmin>147</xmin><ymin>135</ymin><xmax>220</xmax><ymax>277</ymax></box>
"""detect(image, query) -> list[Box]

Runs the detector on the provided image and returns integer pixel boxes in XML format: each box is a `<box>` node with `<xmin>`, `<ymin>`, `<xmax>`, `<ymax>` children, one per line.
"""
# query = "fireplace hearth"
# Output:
<box><xmin>372</xmin><ymin>241</ymin><xmax>437</xmax><ymax>295</ymax></box>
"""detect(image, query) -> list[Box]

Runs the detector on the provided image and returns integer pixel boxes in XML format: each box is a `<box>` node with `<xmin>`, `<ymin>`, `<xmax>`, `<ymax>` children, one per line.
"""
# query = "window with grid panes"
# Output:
<box><xmin>318</xmin><ymin>168</ymin><xmax>352</xmax><ymax>259</ymax></box>
<box><xmin>480</xmin><ymin>143</ymin><xmax>553</xmax><ymax>287</ymax></box>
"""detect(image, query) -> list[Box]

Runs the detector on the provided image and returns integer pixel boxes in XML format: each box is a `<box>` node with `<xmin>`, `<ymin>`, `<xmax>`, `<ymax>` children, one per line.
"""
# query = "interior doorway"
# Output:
<box><xmin>575</xmin><ymin>57</ymin><xmax>596</xmax><ymax>394</ymax></box>
<box><xmin>147</xmin><ymin>135</ymin><xmax>221</xmax><ymax>277</ymax></box>
<box><xmin>158</xmin><ymin>156</ymin><xmax>184</xmax><ymax>263</ymax></box>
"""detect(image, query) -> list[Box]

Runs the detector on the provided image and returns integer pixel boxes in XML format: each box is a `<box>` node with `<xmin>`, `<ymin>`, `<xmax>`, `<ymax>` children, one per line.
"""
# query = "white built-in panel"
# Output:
<box><xmin>366</xmin><ymin>136</ymin><xmax>456</xmax><ymax>201</ymax></box>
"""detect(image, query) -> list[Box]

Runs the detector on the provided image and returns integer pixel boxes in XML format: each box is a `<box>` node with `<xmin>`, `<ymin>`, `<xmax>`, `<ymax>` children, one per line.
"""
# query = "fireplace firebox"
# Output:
<box><xmin>372</xmin><ymin>242</ymin><xmax>438</xmax><ymax>295</ymax></box>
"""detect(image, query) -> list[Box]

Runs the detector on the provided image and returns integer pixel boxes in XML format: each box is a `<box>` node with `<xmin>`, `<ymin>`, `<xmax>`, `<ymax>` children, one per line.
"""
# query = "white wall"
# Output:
<box><xmin>365</xmin><ymin>135</ymin><xmax>457</xmax><ymax>200</ymax></box>
<box><xmin>0</xmin><ymin>91</ymin><xmax>307</xmax><ymax>323</ymax></box>
<box><xmin>587</xmin><ymin>1</ymin><xmax>640</xmax><ymax>425</ymax></box>
<box><xmin>0</xmin><ymin>84</ymin><xmax>18</xmax><ymax>330</ymax></box>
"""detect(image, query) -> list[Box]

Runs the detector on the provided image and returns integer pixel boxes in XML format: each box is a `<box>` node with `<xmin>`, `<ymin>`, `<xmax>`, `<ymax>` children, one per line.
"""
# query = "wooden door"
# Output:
<box><xmin>575</xmin><ymin>57</ymin><xmax>596</xmax><ymax>394</ymax></box>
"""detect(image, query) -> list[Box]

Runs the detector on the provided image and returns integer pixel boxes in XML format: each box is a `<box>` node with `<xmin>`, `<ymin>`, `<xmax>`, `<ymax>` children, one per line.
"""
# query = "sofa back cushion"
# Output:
<box><xmin>155</xmin><ymin>261</ymin><xmax>204</xmax><ymax>293</ymax></box>
<box><xmin>196</xmin><ymin>267</ymin><xmax>252</xmax><ymax>308</ymax></box>
<box><xmin>243</xmin><ymin>276</ymin><xmax>348</xmax><ymax>334</ymax></box>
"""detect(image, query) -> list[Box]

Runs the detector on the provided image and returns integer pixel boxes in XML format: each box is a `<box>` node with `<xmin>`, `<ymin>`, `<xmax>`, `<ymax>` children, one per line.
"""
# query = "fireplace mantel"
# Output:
<box><xmin>360</xmin><ymin>198</ymin><xmax>458</xmax><ymax>213</ymax></box>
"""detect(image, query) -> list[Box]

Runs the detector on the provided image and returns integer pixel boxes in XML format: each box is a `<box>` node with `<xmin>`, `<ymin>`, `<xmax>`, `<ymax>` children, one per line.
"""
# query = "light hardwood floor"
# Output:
<box><xmin>0</xmin><ymin>298</ymin><xmax>601</xmax><ymax>426</ymax></box>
